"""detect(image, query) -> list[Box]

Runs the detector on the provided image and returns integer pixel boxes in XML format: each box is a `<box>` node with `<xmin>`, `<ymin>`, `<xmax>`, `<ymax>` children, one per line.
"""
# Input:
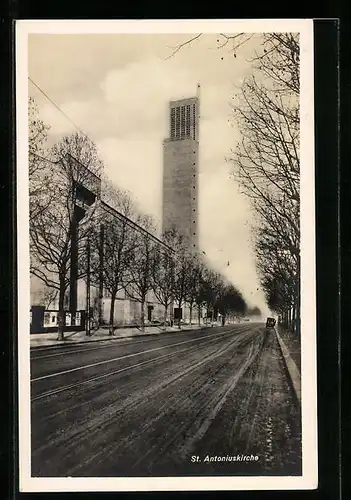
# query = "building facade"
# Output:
<box><xmin>162</xmin><ymin>92</ymin><xmax>200</xmax><ymax>251</ymax></box>
<box><xmin>29</xmin><ymin>154</ymin><xmax>174</xmax><ymax>331</ymax></box>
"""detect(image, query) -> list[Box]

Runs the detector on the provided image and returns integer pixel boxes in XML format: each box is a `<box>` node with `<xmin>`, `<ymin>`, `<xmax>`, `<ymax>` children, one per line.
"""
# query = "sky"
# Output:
<box><xmin>28</xmin><ymin>33</ymin><xmax>270</xmax><ymax>315</ymax></box>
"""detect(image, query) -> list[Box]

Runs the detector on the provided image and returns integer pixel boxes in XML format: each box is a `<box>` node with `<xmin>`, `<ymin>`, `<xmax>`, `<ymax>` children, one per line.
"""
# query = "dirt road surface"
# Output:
<box><xmin>30</xmin><ymin>323</ymin><xmax>301</xmax><ymax>477</ymax></box>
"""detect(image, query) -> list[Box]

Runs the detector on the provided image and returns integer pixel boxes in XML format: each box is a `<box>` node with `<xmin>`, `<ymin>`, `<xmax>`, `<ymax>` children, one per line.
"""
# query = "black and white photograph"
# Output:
<box><xmin>16</xmin><ymin>19</ymin><xmax>317</xmax><ymax>491</ymax></box>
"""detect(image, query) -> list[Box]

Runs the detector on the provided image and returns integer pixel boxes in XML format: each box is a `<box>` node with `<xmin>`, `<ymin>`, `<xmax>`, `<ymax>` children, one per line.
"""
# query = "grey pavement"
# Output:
<box><xmin>30</xmin><ymin>323</ymin><xmax>212</xmax><ymax>348</ymax></box>
<box><xmin>275</xmin><ymin>327</ymin><xmax>301</xmax><ymax>404</ymax></box>
<box><xmin>275</xmin><ymin>325</ymin><xmax>301</xmax><ymax>373</ymax></box>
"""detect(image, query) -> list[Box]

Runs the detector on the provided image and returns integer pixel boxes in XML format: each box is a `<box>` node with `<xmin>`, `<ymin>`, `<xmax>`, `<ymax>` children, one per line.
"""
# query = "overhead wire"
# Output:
<box><xmin>28</xmin><ymin>76</ymin><xmax>98</xmax><ymax>165</ymax></box>
<box><xmin>28</xmin><ymin>78</ymin><xmax>167</xmax><ymax>248</ymax></box>
<box><xmin>28</xmin><ymin>76</ymin><xmax>89</xmax><ymax>139</ymax></box>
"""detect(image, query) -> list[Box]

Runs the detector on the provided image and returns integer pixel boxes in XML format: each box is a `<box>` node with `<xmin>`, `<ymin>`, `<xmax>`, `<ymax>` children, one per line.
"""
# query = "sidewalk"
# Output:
<box><xmin>275</xmin><ymin>325</ymin><xmax>301</xmax><ymax>405</ymax></box>
<box><xmin>30</xmin><ymin>324</ymin><xmax>210</xmax><ymax>349</ymax></box>
<box><xmin>275</xmin><ymin>325</ymin><xmax>301</xmax><ymax>373</ymax></box>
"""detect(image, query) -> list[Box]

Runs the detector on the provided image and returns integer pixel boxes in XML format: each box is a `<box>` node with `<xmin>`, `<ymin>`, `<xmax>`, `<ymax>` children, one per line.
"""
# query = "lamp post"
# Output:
<box><xmin>79</xmin><ymin>198</ymin><xmax>99</xmax><ymax>337</ymax></box>
<box><xmin>86</xmin><ymin>239</ymin><xmax>91</xmax><ymax>336</ymax></box>
<box><xmin>98</xmin><ymin>224</ymin><xmax>104</xmax><ymax>326</ymax></box>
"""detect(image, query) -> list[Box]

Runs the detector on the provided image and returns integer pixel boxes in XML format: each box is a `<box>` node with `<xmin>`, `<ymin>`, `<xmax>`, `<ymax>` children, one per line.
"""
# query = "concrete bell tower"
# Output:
<box><xmin>162</xmin><ymin>87</ymin><xmax>200</xmax><ymax>251</ymax></box>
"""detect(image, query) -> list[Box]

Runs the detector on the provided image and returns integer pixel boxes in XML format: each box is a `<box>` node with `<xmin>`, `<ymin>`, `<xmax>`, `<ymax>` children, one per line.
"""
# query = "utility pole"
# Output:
<box><xmin>86</xmin><ymin>239</ymin><xmax>91</xmax><ymax>336</ymax></box>
<box><xmin>98</xmin><ymin>224</ymin><xmax>104</xmax><ymax>326</ymax></box>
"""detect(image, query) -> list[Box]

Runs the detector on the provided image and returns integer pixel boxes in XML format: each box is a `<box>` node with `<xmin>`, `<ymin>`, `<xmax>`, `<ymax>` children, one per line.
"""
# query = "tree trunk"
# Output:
<box><xmin>140</xmin><ymin>299</ymin><xmax>145</xmax><ymax>332</ymax></box>
<box><xmin>294</xmin><ymin>277</ymin><xmax>300</xmax><ymax>338</ymax></box>
<box><xmin>292</xmin><ymin>303</ymin><xmax>296</xmax><ymax>334</ymax></box>
<box><xmin>109</xmin><ymin>291</ymin><xmax>117</xmax><ymax>335</ymax></box>
<box><xmin>98</xmin><ymin>224</ymin><xmax>104</xmax><ymax>326</ymax></box>
<box><xmin>198</xmin><ymin>304</ymin><xmax>201</xmax><ymax>326</ymax></box>
<box><xmin>295</xmin><ymin>291</ymin><xmax>301</xmax><ymax>338</ymax></box>
<box><xmin>163</xmin><ymin>304</ymin><xmax>168</xmax><ymax>330</ymax></box>
<box><xmin>57</xmin><ymin>280</ymin><xmax>65</xmax><ymax>341</ymax></box>
<box><xmin>177</xmin><ymin>301</ymin><xmax>182</xmax><ymax>329</ymax></box>
<box><xmin>170</xmin><ymin>300</ymin><xmax>174</xmax><ymax>327</ymax></box>
<box><xmin>189</xmin><ymin>303</ymin><xmax>193</xmax><ymax>326</ymax></box>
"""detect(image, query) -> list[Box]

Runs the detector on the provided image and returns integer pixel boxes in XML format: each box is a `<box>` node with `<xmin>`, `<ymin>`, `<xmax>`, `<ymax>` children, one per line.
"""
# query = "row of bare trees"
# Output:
<box><xmin>230</xmin><ymin>33</ymin><xmax>300</xmax><ymax>334</ymax></box>
<box><xmin>88</xmin><ymin>195</ymin><xmax>248</xmax><ymax>336</ymax></box>
<box><xmin>29</xmin><ymin>98</ymin><xmax>248</xmax><ymax>340</ymax></box>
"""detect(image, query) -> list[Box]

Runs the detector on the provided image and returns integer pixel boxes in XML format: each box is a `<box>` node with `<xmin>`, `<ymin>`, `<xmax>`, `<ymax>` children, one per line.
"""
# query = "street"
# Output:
<box><xmin>30</xmin><ymin>324</ymin><xmax>301</xmax><ymax>477</ymax></box>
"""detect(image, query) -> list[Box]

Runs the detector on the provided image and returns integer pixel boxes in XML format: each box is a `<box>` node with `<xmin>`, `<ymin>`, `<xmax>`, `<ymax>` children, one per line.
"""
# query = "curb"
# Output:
<box><xmin>30</xmin><ymin>325</ymin><xmax>211</xmax><ymax>350</ymax></box>
<box><xmin>274</xmin><ymin>327</ymin><xmax>301</xmax><ymax>405</ymax></box>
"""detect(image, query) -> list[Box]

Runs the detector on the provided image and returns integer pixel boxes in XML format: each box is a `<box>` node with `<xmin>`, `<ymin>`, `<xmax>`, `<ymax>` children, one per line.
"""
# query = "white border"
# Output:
<box><xmin>16</xmin><ymin>19</ymin><xmax>317</xmax><ymax>492</ymax></box>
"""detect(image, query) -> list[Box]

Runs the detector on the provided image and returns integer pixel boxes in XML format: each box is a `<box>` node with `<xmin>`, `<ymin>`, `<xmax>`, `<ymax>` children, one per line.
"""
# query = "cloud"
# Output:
<box><xmin>98</xmin><ymin>135</ymin><xmax>163</xmax><ymax>226</ymax></box>
<box><xmin>100</xmin><ymin>57</ymin><xmax>198</xmax><ymax>137</ymax></box>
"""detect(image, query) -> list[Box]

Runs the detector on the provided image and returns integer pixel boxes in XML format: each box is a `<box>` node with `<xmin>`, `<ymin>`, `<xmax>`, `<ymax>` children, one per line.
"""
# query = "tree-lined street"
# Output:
<box><xmin>27</xmin><ymin>29</ymin><xmax>304</xmax><ymax>484</ymax></box>
<box><xmin>31</xmin><ymin>324</ymin><xmax>301</xmax><ymax>477</ymax></box>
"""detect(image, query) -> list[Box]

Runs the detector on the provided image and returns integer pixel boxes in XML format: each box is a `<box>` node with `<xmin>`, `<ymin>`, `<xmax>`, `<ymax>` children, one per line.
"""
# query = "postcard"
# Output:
<box><xmin>16</xmin><ymin>18</ymin><xmax>317</xmax><ymax>491</ymax></box>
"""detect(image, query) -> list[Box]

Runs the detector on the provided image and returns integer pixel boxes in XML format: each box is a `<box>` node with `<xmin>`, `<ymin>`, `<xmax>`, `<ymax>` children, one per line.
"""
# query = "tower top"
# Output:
<box><xmin>169</xmin><ymin>95</ymin><xmax>198</xmax><ymax>107</ymax></box>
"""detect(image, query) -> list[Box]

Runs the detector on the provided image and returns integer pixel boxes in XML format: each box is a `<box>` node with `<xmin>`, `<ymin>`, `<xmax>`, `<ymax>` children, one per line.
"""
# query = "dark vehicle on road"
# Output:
<box><xmin>266</xmin><ymin>317</ymin><xmax>276</xmax><ymax>328</ymax></box>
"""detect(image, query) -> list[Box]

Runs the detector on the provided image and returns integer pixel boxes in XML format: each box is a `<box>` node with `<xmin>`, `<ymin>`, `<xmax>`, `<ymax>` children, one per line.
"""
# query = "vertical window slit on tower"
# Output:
<box><xmin>170</xmin><ymin>107</ymin><xmax>175</xmax><ymax>139</ymax></box>
<box><xmin>186</xmin><ymin>105</ymin><xmax>191</xmax><ymax>136</ymax></box>
<box><xmin>176</xmin><ymin>106</ymin><xmax>180</xmax><ymax>138</ymax></box>
<box><xmin>180</xmin><ymin>105</ymin><xmax>185</xmax><ymax>138</ymax></box>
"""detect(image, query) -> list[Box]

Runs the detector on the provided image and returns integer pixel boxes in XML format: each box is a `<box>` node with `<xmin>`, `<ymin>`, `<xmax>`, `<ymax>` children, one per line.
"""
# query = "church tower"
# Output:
<box><xmin>162</xmin><ymin>87</ymin><xmax>200</xmax><ymax>251</ymax></box>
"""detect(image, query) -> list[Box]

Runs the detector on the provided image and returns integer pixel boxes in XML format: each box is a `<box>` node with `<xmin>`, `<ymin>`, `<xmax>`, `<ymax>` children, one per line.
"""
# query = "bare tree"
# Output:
<box><xmin>184</xmin><ymin>253</ymin><xmax>204</xmax><ymax>325</ymax></box>
<box><xmin>230</xmin><ymin>37</ymin><xmax>299</xmax><ymax>210</ymax></box>
<box><xmin>151</xmin><ymin>229</ymin><xmax>177</xmax><ymax>328</ymax></box>
<box><xmin>165</xmin><ymin>33</ymin><xmax>254</xmax><ymax>60</ymax></box>
<box><xmin>256</xmin><ymin>234</ymin><xmax>299</xmax><ymax>329</ymax></box>
<box><xmin>28</xmin><ymin>97</ymin><xmax>51</xmax><ymax>221</ymax></box>
<box><xmin>30</xmin><ymin>133</ymin><xmax>102</xmax><ymax>340</ymax></box>
<box><xmin>197</xmin><ymin>268</ymin><xmax>221</xmax><ymax>322</ymax></box>
<box><xmin>171</xmin><ymin>234</ymin><xmax>192</xmax><ymax>328</ymax></box>
<box><xmin>230</xmin><ymin>33</ymin><xmax>300</xmax><ymax>333</ymax></box>
<box><xmin>90</xmin><ymin>183</ymin><xmax>139</xmax><ymax>335</ymax></box>
<box><xmin>125</xmin><ymin>216</ymin><xmax>158</xmax><ymax>332</ymax></box>
<box><xmin>43</xmin><ymin>288</ymin><xmax>58</xmax><ymax>309</ymax></box>
<box><xmin>194</xmin><ymin>261</ymin><xmax>207</xmax><ymax>326</ymax></box>
<box><xmin>254</xmin><ymin>33</ymin><xmax>299</xmax><ymax>94</ymax></box>
<box><xmin>215</xmin><ymin>283</ymin><xmax>247</xmax><ymax>324</ymax></box>
<box><xmin>50</xmin><ymin>132</ymin><xmax>104</xmax><ymax>177</ymax></box>
<box><xmin>28</xmin><ymin>97</ymin><xmax>50</xmax><ymax>177</ymax></box>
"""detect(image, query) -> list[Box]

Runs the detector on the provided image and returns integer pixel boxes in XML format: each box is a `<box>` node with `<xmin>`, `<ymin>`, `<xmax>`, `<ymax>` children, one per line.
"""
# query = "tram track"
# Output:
<box><xmin>31</xmin><ymin>325</ymin><xmax>253</xmax><ymax>400</ymax></box>
<box><xmin>30</xmin><ymin>324</ymin><xmax>301</xmax><ymax>477</ymax></box>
